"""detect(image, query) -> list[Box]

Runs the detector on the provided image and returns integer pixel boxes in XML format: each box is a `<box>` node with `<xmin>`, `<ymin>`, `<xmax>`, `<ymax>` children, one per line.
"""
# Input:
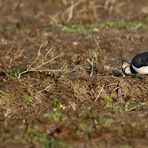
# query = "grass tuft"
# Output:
<box><xmin>49</xmin><ymin>21</ymin><xmax>148</xmax><ymax>34</ymax></box>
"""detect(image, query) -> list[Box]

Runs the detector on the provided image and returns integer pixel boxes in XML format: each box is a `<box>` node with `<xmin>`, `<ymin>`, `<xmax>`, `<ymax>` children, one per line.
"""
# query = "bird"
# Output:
<box><xmin>122</xmin><ymin>52</ymin><xmax>148</xmax><ymax>75</ymax></box>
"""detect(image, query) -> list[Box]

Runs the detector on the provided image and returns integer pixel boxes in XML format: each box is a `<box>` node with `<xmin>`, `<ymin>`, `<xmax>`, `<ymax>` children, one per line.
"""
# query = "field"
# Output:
<box><xmin>0</xmin><ymin>0</ymin><xmax>148</xmax><ymax>148</ymax></box>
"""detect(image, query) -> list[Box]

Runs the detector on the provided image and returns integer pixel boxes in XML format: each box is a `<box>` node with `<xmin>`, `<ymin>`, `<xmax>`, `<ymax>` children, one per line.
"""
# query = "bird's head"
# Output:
<box><xmin>122</xmin><ymin>61</ymin><xmax>132</xmax><ymax>75</ymax></box>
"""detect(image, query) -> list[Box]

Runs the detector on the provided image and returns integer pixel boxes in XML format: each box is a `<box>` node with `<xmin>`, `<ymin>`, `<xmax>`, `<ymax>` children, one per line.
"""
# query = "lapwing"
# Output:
<box><xmin>122</xmin><ymin>52</ymin><xmax>148</xmax><ymax>75</ymax></box>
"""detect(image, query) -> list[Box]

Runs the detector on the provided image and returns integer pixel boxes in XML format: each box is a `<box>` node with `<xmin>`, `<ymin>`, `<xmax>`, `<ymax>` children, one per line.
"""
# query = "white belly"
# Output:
<box><xmin>132</xmin><ymin>65</ymin><xmax>148</xmax><ymax>74</ymax></box>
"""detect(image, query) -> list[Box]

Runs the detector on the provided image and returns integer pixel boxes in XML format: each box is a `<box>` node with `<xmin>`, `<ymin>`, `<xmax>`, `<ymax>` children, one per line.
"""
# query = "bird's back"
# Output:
<box><xmin>131</xmin><ymin>52</ymin><xmax>148</xmax><ymax>68</ymax></box>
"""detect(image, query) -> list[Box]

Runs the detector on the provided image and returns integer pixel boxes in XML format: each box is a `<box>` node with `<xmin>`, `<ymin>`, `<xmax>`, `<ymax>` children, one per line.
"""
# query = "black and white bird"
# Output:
<box><xmin>122</xmin><ymin>52</ymin><xmax>148</xmax><ymax>75</ymax></box>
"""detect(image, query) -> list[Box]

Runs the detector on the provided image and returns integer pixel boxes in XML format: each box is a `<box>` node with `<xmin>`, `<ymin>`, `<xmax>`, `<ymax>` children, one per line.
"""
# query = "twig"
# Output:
<box><xmin>126</xmin><ymin>102</ymin><xmax>148</xmax><ymax>112</ymax></box>
<box><xmin>67</xmin><ymin>1</ymin><xmax>74</xmax><ymax>22</ymax></box>
<box><xmin>38</xmin><ymin>84</ymin><xmax>53</xmax><ymax>93</ymax></box>
<box><xmin>65</xmin><ymin>0</ymin><xmax>85</xmax><ymax>22</ymax></box>
<box><xmin>93</xmin><ymin>36</ymin><xmax>102</xmax><ymax>57</ymax></box>
<box><xmin>18</xmin><ymin>45</ymin><xmax>62</xmax><ymax>78</ymax></box>
<box><xmin>90</xmin><ymin>58</ymin><xmax>94</xmax><ymax>77</ymax></box>
<box><xmin>35</xmin><ymin>54</ymin><xmax>61</xmax><ymax>69</ymax></box>
<box><xmin>27</xmin><ymin>44</ymin><xmax>43</xmax><ymax>69</ymax></box>
<box><xmin>94</xmin><ymin>85</ymin><xmax>104</xmax><ymax>102</ymax></box>
<box><xmin>18</xmin><ymin>54</ymin><xmax>62</xmax><ymax>78</ymax></box>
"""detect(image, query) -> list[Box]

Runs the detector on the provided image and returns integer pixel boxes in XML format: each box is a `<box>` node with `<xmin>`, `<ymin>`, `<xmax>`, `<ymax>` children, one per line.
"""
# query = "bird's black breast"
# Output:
<box><xmin>131</xmin><ymin>52</ymin><xmax>148</xmax><ymax>68</ymax></box>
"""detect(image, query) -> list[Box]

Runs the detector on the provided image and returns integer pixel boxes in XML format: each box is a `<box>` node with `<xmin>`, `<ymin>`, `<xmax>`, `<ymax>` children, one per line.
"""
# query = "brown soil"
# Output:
<box><xmin>0</xmin><ymin>0</ymin><xmax>148</xmax><ymax>148</ymax></box>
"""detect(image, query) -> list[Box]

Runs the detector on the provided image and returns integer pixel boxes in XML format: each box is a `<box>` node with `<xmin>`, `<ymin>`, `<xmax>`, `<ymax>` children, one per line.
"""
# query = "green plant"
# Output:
<box><xmin>104</xmin><ymin>93</ymin><xmax>116</xmax><ymax>109</ymax></box>
<box><xmin>84</xmin><ymin>131</ymin><xmax>94</xmax><ymax>140</ymax></box>
<box><xmin>21</xmin><ymin>95</ymin><xmax>33</xmax><ymax>105</ymax></box>
<box><xmin>52</xmin><ymin>99</ymin><xmax>66</xmax><ymax>111</ymax></box>
<box><xmin>44</xmin><ymin>99</ymin><xmax>66</xmax><ymax>121</ymax></box>
<box><xmin>47</xmin><ymin>21</ymin><xmax>148</xmax><ymax>34</ymax></box>
<box><xmin>102</xmin><ymin>118</ymin><xmax>114</xmax><ymax>127</ymax></box>
<box><xmin>14</xmin><ymin>135</ymin><xmax>28</xmax><ymax>143</ymax></box>
<box><xmin>122</xmin><ymin>144</ymin><xmax>132</xmax><ymax>148</ymax></box>
<box><xmin>13</xmin><ymin>134</ymin><xmax>71</xmax><ymax>148</ymax></box>
<box><xmin>7</xmin><ymin>68</ymin><xmax>26</xmax><ymax>77</ymax></box>
<box><xmin>0</xmin><ymin>90</ymin><xmax>10</xmax><ymax>98</ymax></box>
<box><xmin>43</xmin><ymin>136</ymin><xmax>71</xmax><ymax>148</ymax></box>
<box><xmin>50</xmin><ymin>111</ymin><xmax>63</xmax><ymax>121</ymax></box>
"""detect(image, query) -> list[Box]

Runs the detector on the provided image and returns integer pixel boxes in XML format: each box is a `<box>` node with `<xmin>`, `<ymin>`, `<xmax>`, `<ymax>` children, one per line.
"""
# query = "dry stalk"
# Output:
<box><xmin>4</xmin><ymin>47</ymin><xmax>24</xmax><ymax>68</ymax></box>
<box><xmin>18</xmin><ymin>46</ymin><xmax>63</xmax><ymax>78</ymax></box>
<box><xmin>93</xmin><ymin>36</ymin><xmax>102</xmax><ymax>58</ymax></box>
<box><xmin>90</xmin><ymin>58</ymin><xmax>94</xmax><ymax>77</ymax></box>
<box><xmin>64</xmin><ymin>0</ymin><xmax>85</xmax><ymax>22</ymax></box>
<box><xmin>38</xmin><ymin>84</ymin><xmax>54</xmax><ymax>93</ymax></box>
<box><xmin>125</xmin><ymin>102</ymin><xmax>148</xmax><ymax>112</ymax></box>
<box><xmin>104</xmin><ymin>0</ymin><xmax>116</xmax><ymax>10</ymax></box>
<box><xmin>94</xmin><ymin>85</ymin><xmax>104</xmax><ymax>102</ymax></box>
<box><xmin>66</xmin><ymin>1</ymin><xmax>74</xmax><ymax>23</ymax></box>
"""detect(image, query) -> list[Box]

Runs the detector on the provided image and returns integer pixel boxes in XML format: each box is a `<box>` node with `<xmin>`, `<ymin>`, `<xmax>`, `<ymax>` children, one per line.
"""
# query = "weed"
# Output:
<box><xmin>27</xmin><ymin>125</ymin><xmax>42</xmax><ymax>133</ymax></box>
<box><xmin>0</xmin><ymin>90</ymin><xmax>10</xmax><ymax>98</ymax></box>
<box><xmin>84</xmin><ymin>131</ymin><xmax>94</xmax><ymax>140</ymax></box>
<box><xmin>61</xmin><ymin>23</ymin><xmax>100</xmax><ymax>34</ymax></box>
<box><xmin>100</xmin><ymin>21</ymin><xmax>146</xmax><ymax>29</ymax></box>
<box><xmin>49</xmin><ymin>21</ymin><xmax>148</xmax><ymax>34</ymax></box>
<box><xmin>122</xmin><ymin>144</ymin><xmax>132</xmax><ymax>148</ymax></box>
<box><xmin>21</xmin><ymin>95</ymin><xmax>33</xmax><ymax>105</ymax></box>
<box><xmin>134</xmin><ymin>123</ymin><xmax>147</xmax><ymax>132</ymax></box>
<box><xmin>124</xmin><ymin>101</ymin><xmax>148</xmax><ymax>111</ymax></box>
<box><xmin>50</xmin><ymin>111</ymin><xmax>63</xmax><ymax>121</ymax></box>
<box><xmin>7</xmin><ymin>68</ymin><xmax>26</xmax><ymax>77</ymax></box>
<box><xmin>104</xmin><ymin>92</ymin><xmax>116</xmax><ymax>109</ymax></box>
<box><xmin>44</xmin><ymin>136</ymin><xmax>71</xmax><ymax>148</ymax></box>
<box><xmin>113</xmin><ymin>104</ymin><xmax>125</xmax><ymax>112</ymax></box>
<box><xmin>14</xmin><ymin>135</ymin><xmax>28</xmax><ymax>143</ymax></box>
<box><xmin>44</xmin><ymin>99</ymin><xmax>66</xmax><ymax>121</ymax></box>
<box><xmin>52</xmin><ymin>99</ymin><xmax>66</xmax><ymax>111</ymax></box>
<box><xmin>14</xmin><ymin>134</ymin><xmax>71</xmax><ymax>148</ymax></box>
<box><xmin>51</xmin><ymin>99</ymin><xmax>66</xmax><ymax>121</ymax></box>
<box><xmin>102</xmin><ymin>117</ymin><xmax>114</xmax><ymax>127</ymax></box>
